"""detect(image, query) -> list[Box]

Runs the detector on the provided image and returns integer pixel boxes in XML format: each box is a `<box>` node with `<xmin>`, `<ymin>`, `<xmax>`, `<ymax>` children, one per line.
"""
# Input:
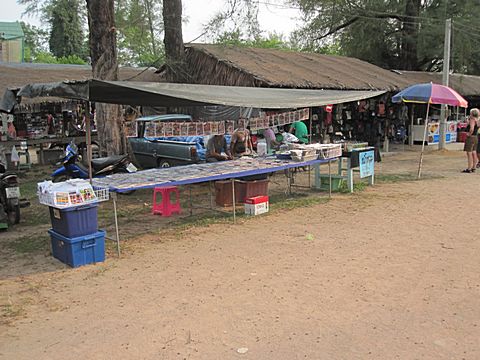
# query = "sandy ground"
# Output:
<box><xmin>1</xmin><ymin>148</ymin><xmax>480</xmax><ymax>359</ymax></box>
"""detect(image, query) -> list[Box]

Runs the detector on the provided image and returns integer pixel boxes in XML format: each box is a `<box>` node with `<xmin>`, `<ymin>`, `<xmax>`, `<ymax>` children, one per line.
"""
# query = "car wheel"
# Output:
<box><xmin>158</xmin><ymin>159</ymin><xmax>172</xmax><ymax>168</ymax></box>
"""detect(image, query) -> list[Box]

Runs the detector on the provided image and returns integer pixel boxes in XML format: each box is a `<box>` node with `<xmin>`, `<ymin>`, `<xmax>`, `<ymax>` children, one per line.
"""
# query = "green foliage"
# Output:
<box><xmin>290</xmin><ymin>0</ymin><xmax>480</xmax><ymax>74</ymax></box>
<box><xmin>32</xmin><ymin>51</ymin><xmax>58</xmax><ymax>63</ymax></box>
<box><xmin>48</xmin><ymin>0</ymin><xmax>86</xmax><ymax>58</ymax></box>
<box><xmin>204</xmin><ymin>0</ymin><xmax>261</xmax><ymax>43</ymax></box>
<box><xmin>214</xmin><ymin>30</ymin><xmax>292</xmax><ymax>50</ymax></box>
<box><xmin>31</xmin><ymin>51</ymin><xmax>86</xmax><ymax>64</ymax></box>
<box><xmin>20</xmin><ymin>21</ymin><xmax>49</xmax><ymax>62</ymax></box>
<box><xmin>115</xmin><ymin>0</ymin><xmax>164</xmax><ymax>66</ymax></box>
<box><xmin>18</xmin><ymin>0</ymin><xmax>87</xmax><ymax>61</ymax></box>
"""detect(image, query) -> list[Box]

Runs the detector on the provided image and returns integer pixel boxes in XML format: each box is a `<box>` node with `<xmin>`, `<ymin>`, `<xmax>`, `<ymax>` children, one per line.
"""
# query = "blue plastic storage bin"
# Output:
<box><xmin>49</xmin><ymin>229</ymin><xmax>105</xmax><ymax>268</ymax></box>
<box><xmin>49</xmin><ymin>204</ymin><xmax>98</xmax><ymax>238</ymax></box>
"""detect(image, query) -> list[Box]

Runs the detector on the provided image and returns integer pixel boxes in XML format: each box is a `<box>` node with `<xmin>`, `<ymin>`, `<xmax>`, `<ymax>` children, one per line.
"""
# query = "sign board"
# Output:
<box><xmin>359</xmin><ymin>150</ymin><xmax>375</xmax><ymax>178</ymax></box>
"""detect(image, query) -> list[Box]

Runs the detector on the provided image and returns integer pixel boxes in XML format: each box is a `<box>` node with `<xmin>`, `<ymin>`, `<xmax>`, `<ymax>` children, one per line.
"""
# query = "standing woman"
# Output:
<box><xmin>462</xmin><ymin>108</ymin><xmax>479</xmax><ymax>173</ymax></box>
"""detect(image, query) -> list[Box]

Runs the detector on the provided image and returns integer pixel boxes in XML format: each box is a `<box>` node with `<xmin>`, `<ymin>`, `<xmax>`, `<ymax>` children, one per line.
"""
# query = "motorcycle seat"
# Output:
<box><xmin>91</xmin><ymin>155</ymin><xmax>127</xmax><ymax>171</ymax></box>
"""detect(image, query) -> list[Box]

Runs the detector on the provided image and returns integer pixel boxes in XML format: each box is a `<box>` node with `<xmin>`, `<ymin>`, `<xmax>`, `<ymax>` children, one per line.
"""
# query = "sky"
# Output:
<box><xmin>0</xmin><ymin>0</ymin><xmax>302</xmax><ymax>42</ymax></box>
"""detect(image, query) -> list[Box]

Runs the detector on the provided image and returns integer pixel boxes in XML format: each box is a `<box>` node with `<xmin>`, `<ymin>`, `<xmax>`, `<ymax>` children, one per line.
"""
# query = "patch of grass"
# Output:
<box><xmin>376</xmin><ymin>173</ymin><xmax>444</xmax><ymax>183</ymax></box>
<box><xmin>0</xmin><ymin>302</ymin><xmax>25</xmax><ymax>325</ymax></box>
<box><xmin>269</xmin><ymin>193</ymin><xmax>329</xmax><ymax>210</ymax></box>
<box><xmin>7</xmin><ymin>233</ymin><xmax>50</xmax><ymax>254</ymax></box>
<box><xmin>338</xmin><ymin>181</ymin><xmax>368</xmax><ymax>193</ymax></box>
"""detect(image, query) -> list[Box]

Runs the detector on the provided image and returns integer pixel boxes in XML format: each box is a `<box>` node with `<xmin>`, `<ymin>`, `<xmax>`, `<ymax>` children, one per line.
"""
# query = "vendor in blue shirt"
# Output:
<box><xmin>206</xmin><ymin>134</ymin><xmax>233</xmax><ymax>162</ymax></box>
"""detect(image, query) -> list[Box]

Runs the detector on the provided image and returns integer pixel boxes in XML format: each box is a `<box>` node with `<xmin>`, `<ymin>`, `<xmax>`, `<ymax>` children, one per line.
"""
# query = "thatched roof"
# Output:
<box><xmin>185</xmin><ymin>44</ymin><xmax>413</xmax><ymax>92</ymax></box>
<box><xmin>398</xmin><ymin>70</ymin><xmax>480</xmax><ymax>97</ymax></box>
<box><xmin>0</xmin><ymin>62</ymin><xmax>161</xmax><ymax>99</ymax></box>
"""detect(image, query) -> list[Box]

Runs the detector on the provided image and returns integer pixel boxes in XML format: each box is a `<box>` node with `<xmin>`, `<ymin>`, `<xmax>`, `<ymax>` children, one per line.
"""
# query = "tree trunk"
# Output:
<box><xmin>86</xmin><ymin>0</ymin><xmax>124</xmax><ymax>155</ymax></box>
<box><xmin>401</xmin><ymin>0</ymin><xmax>421</xmax><ymax>70</ymax></box>
<box><xmin>163</xmin><ymin>0</ymin><xmax>186</xmax><ymax>82</ymax></box>
<box><xmin>144</xmin><ymin>0</ymin><xmax>157</xmax><ymax>57</ymax></box>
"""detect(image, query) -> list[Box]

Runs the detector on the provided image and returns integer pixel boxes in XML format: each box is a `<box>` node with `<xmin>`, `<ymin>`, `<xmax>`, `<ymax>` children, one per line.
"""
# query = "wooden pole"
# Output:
<box><xmin>417</xmin><ymin>103</ymin><xmax>431</xmax><ymax>179</ymax></box>
<box><xmin>231</xmin><ymin>179</ymin><xmax>236</xmax><ymax>224</ymax></box>
<box><xmin>85</xmin><ymin>101</ymin><xmax>93</xmax><ymax>184</ymax></box>
<box><xmin>409</xmin><ymin>104</ymin><xmax>415</xmax><ymax>147</ymax></box>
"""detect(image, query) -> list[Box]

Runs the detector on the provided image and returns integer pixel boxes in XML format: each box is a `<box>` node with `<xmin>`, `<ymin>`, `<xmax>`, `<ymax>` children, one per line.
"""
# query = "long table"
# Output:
<box><xmin>92</xmin><ymin>156</ymin><xmax>340</xmax><ymax>256</ymax></box>
<box><xmin>92</xmin><ymin>156</ymin><xmax>336</xmax><ymax>192</ymax></box>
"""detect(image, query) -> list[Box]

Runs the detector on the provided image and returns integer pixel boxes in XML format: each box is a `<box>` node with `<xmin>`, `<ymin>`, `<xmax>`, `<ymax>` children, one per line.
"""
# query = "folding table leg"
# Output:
<box><xmin>231</xmin><ymin>179</ymin><xmax>236</xmax><ymax>224</ymax></box>
<box><xmin>112</xmin><ymin>192</ymin><xmax>121</xmax><ymax>257</ymax></box>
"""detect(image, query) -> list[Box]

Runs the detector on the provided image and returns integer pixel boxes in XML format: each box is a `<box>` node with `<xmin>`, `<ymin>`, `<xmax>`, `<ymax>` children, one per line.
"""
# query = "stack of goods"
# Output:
<box><xmin>38</xmin><ymin>180</ymin><xmax>106</xmax><ymax>268</ymax></box>
<box><xmin>290</xmin><ymin>148</ymin><xmax>317</xmax><ymax>162</ymax></box>
<box><xmin>288</xmin><ymin>143</ymin><xmax>342</xmax><ymax>161</ymax></box>
<box><xmin>338</xmin><ymin>141</ymin><xmax>369</xmax><ymax>152</ymax></box>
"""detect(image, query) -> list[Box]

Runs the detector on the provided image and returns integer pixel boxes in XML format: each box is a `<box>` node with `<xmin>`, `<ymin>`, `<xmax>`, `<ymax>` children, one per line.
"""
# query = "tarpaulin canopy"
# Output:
<box><xmin>1</xmin><ymin>79</ymin><xmax>386</xmax><ymax>112</ymax></box>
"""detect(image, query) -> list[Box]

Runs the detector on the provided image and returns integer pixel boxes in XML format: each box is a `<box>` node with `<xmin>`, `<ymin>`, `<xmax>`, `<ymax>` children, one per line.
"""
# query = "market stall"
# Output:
<box><xmin>314</xmin><ymin>142</ymin><xmax>375</xmax><ymax>192</ymax></box>
<box><xmin>91</xmin><ymin>153</ymin><xmax>342</xmax><ymax>254</ymax></box>
<box><xmin>2</xmin><ymin>79</ymin><xmax>385</xmax><ymax>263</ymax></box>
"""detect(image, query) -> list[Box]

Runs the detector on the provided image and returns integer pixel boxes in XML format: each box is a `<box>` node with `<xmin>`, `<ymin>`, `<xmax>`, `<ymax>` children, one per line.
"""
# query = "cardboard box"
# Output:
<box><xmin>244</xmin><ymin>196</ymin><xmax>269</xmax><ymax>215</ymax></box>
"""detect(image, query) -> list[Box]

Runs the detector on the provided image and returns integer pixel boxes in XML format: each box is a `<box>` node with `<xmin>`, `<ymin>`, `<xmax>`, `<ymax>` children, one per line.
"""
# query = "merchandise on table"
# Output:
<box><xmin>37</xmin><ymin>179</ymin><xmax>108</xmax><ymax>208</ymax></box>
<box><xmin>92</xmin><ymin>154</ymin><xmax>341</xmax><ymax>192</ymax></box>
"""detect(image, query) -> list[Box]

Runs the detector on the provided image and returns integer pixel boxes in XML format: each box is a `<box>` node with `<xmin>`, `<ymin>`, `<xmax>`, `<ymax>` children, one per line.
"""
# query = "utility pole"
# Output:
<box><xmin>439</xmin><ymin>18</ymin><xmax>451</xmax><ymax>150</ymax></box>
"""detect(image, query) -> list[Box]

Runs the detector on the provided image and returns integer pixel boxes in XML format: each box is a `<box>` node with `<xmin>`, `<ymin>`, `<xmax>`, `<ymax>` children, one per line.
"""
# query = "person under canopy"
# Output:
<box><xmin>206</xmin><ymin>134</ymin><xmax>233</xmax><ymax>162</ymax></box>
<box><xmin>230</xmin><ymin>128</ymin><xmax>254</xmax><ymax>158</ymax></box>
<box><xmin>289</xmin><ymin>121</ymin><xmax>308</xmax><ymax>144</ymax></box>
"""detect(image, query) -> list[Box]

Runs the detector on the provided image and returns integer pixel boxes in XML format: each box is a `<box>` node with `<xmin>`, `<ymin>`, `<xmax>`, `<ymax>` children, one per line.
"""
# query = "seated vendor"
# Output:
<box><xmin>263</xmin><ymin>122</ymin><xmax>280</xmax><ymax>152</ymax></box>
<box><xmin>289</xmin><ymin>121</ymin><xmax>309</xmax><ymax>144</ymax></box>
<box><xmin>230</xmin><ymin>128</ymin><xmax>254</xmax><ymax>157</ymax></box>
<box><xmin>206</xmin><ymin>134</ymin><xmax>232</xmax><ymax>162</ymax></box>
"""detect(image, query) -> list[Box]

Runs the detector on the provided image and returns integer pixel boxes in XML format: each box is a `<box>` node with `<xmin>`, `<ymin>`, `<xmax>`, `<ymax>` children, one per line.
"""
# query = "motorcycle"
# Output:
<box><xmin>51</xmin><ymin>142</ymin><xmax>137</xmax><ymax>182</ymax></box>
<box><xmin>0</xmin><ymin>162</ymin><xmax>29</xmax><ymax>229</ymax></box>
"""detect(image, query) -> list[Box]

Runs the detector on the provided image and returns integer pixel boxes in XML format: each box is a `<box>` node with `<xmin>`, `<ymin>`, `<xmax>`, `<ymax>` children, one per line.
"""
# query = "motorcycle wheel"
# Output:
<box><xmin>8</xmin><ymin>205</ymin><xmax>20</xmax><ymax>225</ymax></box>
<box><xmin>52</xmin><ymin>175</ymin><xmax>69</xmax><ymax>183</ymax></box>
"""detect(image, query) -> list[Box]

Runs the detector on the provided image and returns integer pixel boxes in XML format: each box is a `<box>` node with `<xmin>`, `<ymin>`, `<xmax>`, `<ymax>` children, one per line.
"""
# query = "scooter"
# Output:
<box><xmin>51</xmin><ymin>142</ymin><xmax>137</xmax><ymax>182</ymax></box>
<box><xmin>0</xmin><ymin>162</ymin><xmax>30</xmax><ymax>229</ymax></box>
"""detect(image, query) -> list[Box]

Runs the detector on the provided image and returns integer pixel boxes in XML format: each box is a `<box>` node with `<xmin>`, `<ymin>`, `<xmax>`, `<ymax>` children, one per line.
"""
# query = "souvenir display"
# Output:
<box><xmin>138</xmin><ymin>109</ymin><xmax>310</xmax><ymax>138</ymax></box>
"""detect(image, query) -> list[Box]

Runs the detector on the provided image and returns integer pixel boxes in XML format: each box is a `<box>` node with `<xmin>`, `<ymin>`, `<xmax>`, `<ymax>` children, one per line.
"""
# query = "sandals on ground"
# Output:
<box><xmin>462</xmin><ymin>169</ymin><xmax>472</xmax><ymax>173</ymax></box>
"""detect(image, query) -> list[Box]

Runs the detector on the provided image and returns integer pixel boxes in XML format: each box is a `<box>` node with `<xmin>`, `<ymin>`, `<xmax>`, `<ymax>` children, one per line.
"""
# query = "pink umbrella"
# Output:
<box><xmin>392</xmin><ymin>82</ymin><xmax>468</xmax><ymax>108</ymax></box>
<box><xmin>393</xmin><ymin>82</ymin><xmax>468</xmax><ymax>178</ymax></box>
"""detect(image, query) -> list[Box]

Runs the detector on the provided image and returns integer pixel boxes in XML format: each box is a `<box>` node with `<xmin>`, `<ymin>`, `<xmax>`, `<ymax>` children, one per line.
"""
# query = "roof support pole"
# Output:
<box><xmin>85</xmin><ymin>100</ymin><xmax>93</xmax><ymax>184</ymax></box>
<box><xmin>439</xmin><ymin>18</ymin><xmax>452</xmax><ymax>150</ymax></box>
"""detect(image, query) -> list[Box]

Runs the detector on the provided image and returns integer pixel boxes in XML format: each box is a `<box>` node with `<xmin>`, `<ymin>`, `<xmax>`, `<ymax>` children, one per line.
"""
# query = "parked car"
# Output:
<box><xmin>128</xmin><ymin>114</ymin><xmax>205</xmax><ymax>169</ymax></box>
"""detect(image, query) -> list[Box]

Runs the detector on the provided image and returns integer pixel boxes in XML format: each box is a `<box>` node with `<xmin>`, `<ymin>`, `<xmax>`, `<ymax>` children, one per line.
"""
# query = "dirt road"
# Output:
<box><xmin>1</xmin><ymin>150</ymin><xmax>479</xmax><ymax>359</ymax></box>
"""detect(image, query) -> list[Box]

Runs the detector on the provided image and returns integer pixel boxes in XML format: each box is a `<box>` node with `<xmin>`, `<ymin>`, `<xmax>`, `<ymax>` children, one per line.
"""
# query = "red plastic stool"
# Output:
<box><xmin>152</xmin><ymin>186</ymin><xmax>181</xmax><ymax>217</ymax></box>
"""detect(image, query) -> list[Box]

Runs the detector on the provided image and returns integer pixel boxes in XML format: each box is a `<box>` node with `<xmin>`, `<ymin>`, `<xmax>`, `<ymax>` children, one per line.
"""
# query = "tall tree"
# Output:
<box><xmin>20</xmin><ymin>22</ymin><xmax>49</xmax><ymax>62</ymax></box>
<box><xmin>115</xmin><ymin>0</ymin><xmax>164</xmax><ymax>66</ymax></box>
<box><xmin>18</xmin><ymin>0</ymin><xmax>86</xmax><ymax>59</ymax></box>
<box><xmin>48</xmin><ymin>0</ymin><xmax>85</xmax><ymax>58</ymax></box>
<box><xmin>86</xmin><ymin>0</ymin><xmax>124</xmax><ymax>155</ymax></box>
<box><xmin>162</xmin><ymin>0</ymin><xmax>186</xmax><ymax>82</ymax></box>
<box><xmin>289</xmin><ymin>0</ymin><xmax>480</xmax><ymax>74</ymax></box>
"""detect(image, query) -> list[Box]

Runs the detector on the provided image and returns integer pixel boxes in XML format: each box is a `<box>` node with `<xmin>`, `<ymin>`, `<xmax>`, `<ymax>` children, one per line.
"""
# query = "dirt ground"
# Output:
<box><xmin>1</xmin><ymin>147</ymin><xmax>480</xmax><ymax>359</ymax></box>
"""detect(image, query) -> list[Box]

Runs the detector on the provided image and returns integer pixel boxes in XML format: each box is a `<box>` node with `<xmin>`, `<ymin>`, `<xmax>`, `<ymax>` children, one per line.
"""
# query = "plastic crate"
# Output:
<box><xmin>49</xmin><ymin>204</ymin><xmax>98</xmax><ymax>238</ymax></box>
<box><xmin>48</xmin><ymin>229</ymin><xmax>105</xmax><ymax>268</ymax></box>
<box><xmin>214</xmin><ymin>180</ymin><xmax>245</xmax><ymax>207</ymax></box>
<box><xmin>214</xmin><ymin>179</ymin><xmax>269</xmax><ymax>207</ymax></box>
<box><xmin>239</xmin><ymin>179</ymin><xmax>269</xmax><ymax>203</ymax></box>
